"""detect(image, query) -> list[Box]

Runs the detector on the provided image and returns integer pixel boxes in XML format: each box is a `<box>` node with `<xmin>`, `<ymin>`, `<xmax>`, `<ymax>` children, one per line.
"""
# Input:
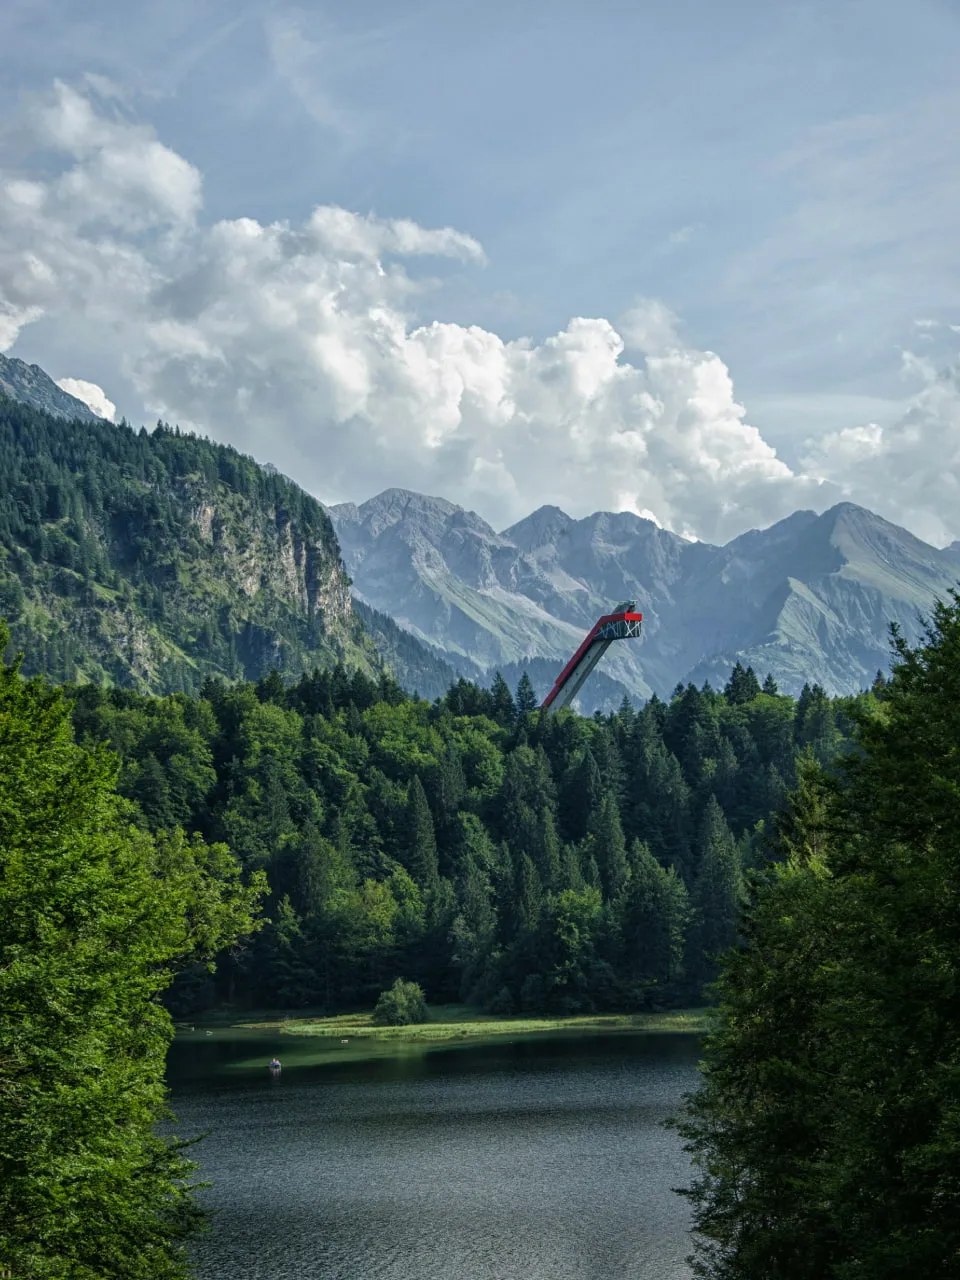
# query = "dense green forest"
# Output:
<box><xmin>64</xmin><ymin>653</ymin><xmax>870</xmax><ymax>1016</ymax></box>
<box><xmin>678</xmin><ymin>596</ymin><xmax>960</xmax><ymax>1278</ymax></box>
<box><xmin>0</xmin><ymin>625</ymin><xmax>263</xmax><ymax>1278</ymax></box>
<box><xmin>0</xmin><ymin>394</ymin><xmax>368</xmax><ymax>691</ymax></box>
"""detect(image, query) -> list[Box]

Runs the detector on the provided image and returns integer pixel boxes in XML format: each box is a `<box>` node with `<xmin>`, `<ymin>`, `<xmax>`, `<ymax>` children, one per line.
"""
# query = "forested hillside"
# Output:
<box><xmin>0</xmin><ymin>394</ymin><xmax>368</xmax><ymax>691</ymax></box>
<box><xmin>67</xmin><ymin>659</ymin><xmax>869</xmax><ymax>1015</ymax></box>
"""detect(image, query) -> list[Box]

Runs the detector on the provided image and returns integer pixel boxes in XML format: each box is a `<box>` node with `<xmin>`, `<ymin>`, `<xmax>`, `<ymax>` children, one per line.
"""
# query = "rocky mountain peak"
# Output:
<box><xmin>0</xmin><ymin>354</ymin><xmax>102</xmax><ymax>423</ymax></box>
<box><xmin>329</xmin><ymin>485</ymin><xmax>960</xmax><ymax>698</ymax></box>
<box><xmin>337</xmin><ymin>488</ymin><xmax>502</xmax><ymax>545</ymax></box>
<box><xmin>502</xmin><ymin>505</ymin><xmax>575</xmax><ymax>550</ymax></box>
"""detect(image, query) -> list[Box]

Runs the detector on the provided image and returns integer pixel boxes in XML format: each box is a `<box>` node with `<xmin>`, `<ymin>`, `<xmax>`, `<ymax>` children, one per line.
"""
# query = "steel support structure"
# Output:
<box><xmin>540</xmin><ymin>602</ymin><xmax>643</xmax><ymax>713</ymax></box>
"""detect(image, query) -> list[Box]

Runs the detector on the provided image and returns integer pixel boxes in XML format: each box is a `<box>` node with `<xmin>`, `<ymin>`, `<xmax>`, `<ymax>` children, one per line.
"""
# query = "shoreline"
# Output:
<box><xmin>174</xmin><ymin>1005</ymin><xmax>711</xmax><ymax>1067</ymax></box>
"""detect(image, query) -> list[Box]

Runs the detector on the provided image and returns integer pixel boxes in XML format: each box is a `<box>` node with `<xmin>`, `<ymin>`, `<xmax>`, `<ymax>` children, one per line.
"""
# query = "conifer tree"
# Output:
<box><xmin>0</xmin><ymin>627</ymin><xmax>263</xmax><ymax>1277</ymax></box>
<box><xmin>489</xmin><ymin>672</ymin><xmax>516</xmax><ymax>726</ymax></box>
<box><xmin>516</xmin><ymin>853</ymin><xmax>543</xmax><ymax>933</ymax></box>
<box><xmin>589</xmin><ymin>792</ymin><xmax>630</xmax><ymax>900</ymax></box>
<box><xmin>402</xmin><ymin>775</ymin><xmax>440</xmax><ymax>899</ymax></box>
<box><xmin>724</xmin><ymin>662</ymin><xmax>762</xmax><ymax>705</ymax></box>
<box><xmin>678</xmin><ymin>595</ymin><xmax>960</xmax><ymax>1278</ymax></box>
<box><xmin>687</xmin><ymin>795</ymin><xmax>743</xmax><ymax>992</ymax></box>
<box><xmin>620</xmin><ymin>840</ymin><xmax>689</xmax><ymax>991</ymax></box>
<box><xmin>561</xmin><ymin>748</ymin><xmax>604</xmax><ymax>842</ymax></box>
<box><xmin>515</xmin><ymin>670</ymin><xmax>539</xmax><ymax>714</ymax></box>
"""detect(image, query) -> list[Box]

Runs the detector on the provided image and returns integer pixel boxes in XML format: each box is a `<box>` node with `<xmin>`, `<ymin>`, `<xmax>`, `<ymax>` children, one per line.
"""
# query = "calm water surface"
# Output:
<box><xmin>167</xmin><ymin>1029</ymin><xmax>700</xmax><ymax>1280</ymax></box>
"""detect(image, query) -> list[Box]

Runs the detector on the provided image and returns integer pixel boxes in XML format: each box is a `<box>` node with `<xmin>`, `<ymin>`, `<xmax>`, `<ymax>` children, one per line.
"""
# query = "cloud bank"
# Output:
<box><xmin>1</xmin><ymin>82</ymin><xmax>958</xmax><ymax>546</ymax></box>
<box><xmin>56</xmin><ymin>376</ymin><xmax>116</xmax><ymax>421</ymax></box>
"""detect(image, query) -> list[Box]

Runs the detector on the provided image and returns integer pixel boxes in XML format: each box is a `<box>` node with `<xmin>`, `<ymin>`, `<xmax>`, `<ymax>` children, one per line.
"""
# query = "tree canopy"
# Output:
<box><xmin>61</xmin><ymin>655</ymin><xmax>871</xmax><ymax>1018</ymax></box>
<box><xmin>0</xmin><ymin>625</ymin><xmax>264</xmax><ymax>1278</ymax></box>
<box><xmin>677</xmin><ymin>595</ymin><xmax>960</xmax><ymax>1279</ymax></box>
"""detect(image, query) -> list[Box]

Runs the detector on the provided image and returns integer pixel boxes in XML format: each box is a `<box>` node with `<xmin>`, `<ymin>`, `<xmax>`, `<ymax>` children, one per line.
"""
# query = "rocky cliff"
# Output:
<box><xmin>0</xmin><ymin>395</ymin><xmax>369</xmax><ymax>692</ymax></box>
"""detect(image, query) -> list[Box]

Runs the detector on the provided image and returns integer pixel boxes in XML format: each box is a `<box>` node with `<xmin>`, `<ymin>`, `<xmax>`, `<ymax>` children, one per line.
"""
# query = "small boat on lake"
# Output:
<box><xmin>268</xmin><ymin>1058</ymin><xmax>281</xmax><ymax>1071</ymax></box>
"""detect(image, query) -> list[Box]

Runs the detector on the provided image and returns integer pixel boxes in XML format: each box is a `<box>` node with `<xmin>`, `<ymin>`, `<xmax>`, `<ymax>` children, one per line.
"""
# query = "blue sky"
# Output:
<box><xmin>1</xmin><ymin>0</ymin><xmax>959</xmax><ymax>542</ymax></box>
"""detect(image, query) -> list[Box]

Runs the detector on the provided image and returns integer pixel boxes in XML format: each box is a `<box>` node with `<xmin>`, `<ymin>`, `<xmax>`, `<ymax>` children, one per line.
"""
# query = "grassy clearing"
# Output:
<box><xmin>239</xmin><ymin>1005</ymin><xmax>712</xmax><ymax>1043</ymax></box>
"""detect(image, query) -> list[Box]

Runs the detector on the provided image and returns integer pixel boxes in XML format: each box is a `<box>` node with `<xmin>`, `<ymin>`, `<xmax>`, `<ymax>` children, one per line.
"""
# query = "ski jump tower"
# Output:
<box><xmin>540</xmin><ymin>602</ymin><xmax>643</xmax><ymax>714</ymax></box>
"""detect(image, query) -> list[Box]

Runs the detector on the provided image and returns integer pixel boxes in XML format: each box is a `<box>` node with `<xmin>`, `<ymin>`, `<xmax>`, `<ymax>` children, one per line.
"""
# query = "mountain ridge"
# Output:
<box><xmin>0</xmin><ymin>394</ymin><xmax>374</xmax><ymax>692</ymax></box>
<box><xmin>3</xmin><ymin>352</ymin><xmax>955</xmax><ymax>705</ymax></box>
<box><xmin>0</xmin><ymin>353</ymin><xmax>103</xmax><ymax>423</ymax></box>
<box><xmin>330</xmin><ymin>488</ymin><xmax>960</xmax><ymax>697</ymax></box>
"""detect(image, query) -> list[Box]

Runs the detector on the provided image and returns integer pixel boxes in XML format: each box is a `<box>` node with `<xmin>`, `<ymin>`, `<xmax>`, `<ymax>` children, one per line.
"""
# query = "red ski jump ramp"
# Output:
<box><xmin>540</xmin><ymin>601</ymin><xmax>643</xmax><ymax>713</ymax></box>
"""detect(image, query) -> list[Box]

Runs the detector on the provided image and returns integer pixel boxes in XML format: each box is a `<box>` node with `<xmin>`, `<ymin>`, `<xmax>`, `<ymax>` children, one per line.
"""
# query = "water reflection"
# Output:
<box><xmin>168</xmin><ymin>1031</ymin><xmax>699</xmax><ymax>1279</ymax></box>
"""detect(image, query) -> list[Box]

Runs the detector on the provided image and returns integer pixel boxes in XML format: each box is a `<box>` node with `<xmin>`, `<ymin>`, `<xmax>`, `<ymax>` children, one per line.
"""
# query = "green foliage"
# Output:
<box><xmin>372</xmin><ymin>977</ymin><xmax>429</xmax><ymax>1026</ymax></box>
<box><xmin>52</xmin><ymin>637</ymin><xmax>874</xmax><ymax>1020</ymax></box>
<box><xmin>515</xmin><ymin>671</ymin><xmax>539</xmax><ymax>715</ymax></box>
<box><xmin>677</xmin><ymin>593</ymin><xmax>960</xmax><ymax>1279</ymax></box>
<box><xmin>0</xmin><ymin>625</ymin><xmax>264</xmax><ymax>1277</ymax></box>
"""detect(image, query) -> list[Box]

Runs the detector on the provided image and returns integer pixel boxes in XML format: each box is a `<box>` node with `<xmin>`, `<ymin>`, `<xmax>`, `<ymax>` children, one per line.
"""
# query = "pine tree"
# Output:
<box><xmin>724</xmin><ymin>662</ymin><xmax>762</xmax><ymax>705</ymax></box>
<box><xmin>561</xmin><ymin>748</ymin><xmax>603</xmax><ymax>842</ymax></box>
<box><xmin>402</xmin><ymin>775</ymin><xmax>440</xmax><ymax>899</ymax></box>
<box><xmin>620</xmin><ymin>840</ymin><xmax>689</xmax><ymax>991</ymax></box>
<box><xmin>489</xmin><ymin>672</ymin><xmax>516</xmax><ymax>726</ymax></box>
<box><xmin>588</xmin><ymin>792</ymin><xmax>630</xmax><ymax>900</ymax></box>
<box><xmin>515</xmin><ymin>671</ymin><xmax>539</xmax><ymax>714</ymax></box>
<box><xmin>687</xmin><ymin>795</ymin><xmax>743</xmax><ymax>992</ymax></box>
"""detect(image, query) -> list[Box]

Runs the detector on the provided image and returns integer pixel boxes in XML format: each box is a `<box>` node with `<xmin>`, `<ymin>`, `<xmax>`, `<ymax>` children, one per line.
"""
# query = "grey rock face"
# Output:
<box><xmin>0</xmin><ymin>354</ymin><xmax>102</xmax><ymax>422</ymax></box>
<box><xmin>330</xmin><ymin>489</ymin><xmax>960</xmax><ymax>698</ymax></box>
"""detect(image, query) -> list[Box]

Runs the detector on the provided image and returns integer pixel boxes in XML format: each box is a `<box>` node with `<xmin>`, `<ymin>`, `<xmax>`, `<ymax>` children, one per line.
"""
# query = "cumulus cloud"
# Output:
<box><xmin>803</xmin><ymin>363</ymin><xmax>960</xmax><ymax>547</ymax></box>
<box><xmin>1</xmin><ymin>83</ymin><xmax>958</xmax><ymax>545</ymax></box>
<box><xmin>56</xmin><ymin>377</ymin><xmax>116</xmax><ymax>421</ymax></box>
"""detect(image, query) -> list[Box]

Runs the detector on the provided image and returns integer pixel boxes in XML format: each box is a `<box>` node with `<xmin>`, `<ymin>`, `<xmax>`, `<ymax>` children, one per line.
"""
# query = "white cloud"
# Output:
<box><xmin>1</xmin><ymin>83</ymin><xmax>959</xmax><ymax>546</ymax></box>
<box><xmin>802</xmin><ymin>364</ymin><xmax>960</xmax><ymax>547</ymax></box>
<box><xmin>56</xmin><ymin>376</ymin><xmax>116</xmax><ymax>420</ymax></box>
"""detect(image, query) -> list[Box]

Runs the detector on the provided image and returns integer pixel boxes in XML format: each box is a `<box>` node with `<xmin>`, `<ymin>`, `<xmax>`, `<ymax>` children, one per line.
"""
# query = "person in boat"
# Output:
<box><xmin>269</xmin><ymin>1057</ymin><xmax>281</xmax><ymax>1069</ymax></box>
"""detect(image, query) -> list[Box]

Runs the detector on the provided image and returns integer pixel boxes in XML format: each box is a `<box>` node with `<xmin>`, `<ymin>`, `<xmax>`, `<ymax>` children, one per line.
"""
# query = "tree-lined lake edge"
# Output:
<box><xmin>173</xmin><ymin>1004</ymin><xmax>711</xmax><ymax>1071</ymax></box>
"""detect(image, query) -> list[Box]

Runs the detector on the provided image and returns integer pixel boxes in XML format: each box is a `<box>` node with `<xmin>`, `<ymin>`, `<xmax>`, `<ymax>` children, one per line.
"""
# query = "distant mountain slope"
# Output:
<box><xmin>0</xmin><ymin>397</ymin><xmax>370</xmax><ymax>691</ymax></box>
<box><xmin>330</xmin><ymin>489</ymin><xmax>662</xmax><ymax>698</ymax></box>
<box><xmin>0</xmin><ymin>353</ymin><xmax>102</xmax><ymax>422</ymax></box>
<box><xmin>676</xmin><ymin>503</ymin><xmax>958</xmax><ymax>691</ymax></box>
<box><xmin>330</xmin><ymin>489</ymin><xmax>960</xmax><ymax>697</ymax></box>
<box><xmin>351</xmin><ymin>598</ymin><xmax>483</xmax><ymax>701</ymax></box>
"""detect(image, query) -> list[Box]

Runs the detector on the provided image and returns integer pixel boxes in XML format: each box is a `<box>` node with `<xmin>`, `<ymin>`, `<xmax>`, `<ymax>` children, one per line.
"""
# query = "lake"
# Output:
<box><xmin>167</xmin><ymin>1028</ymin><xmax>701</xmax><ymax>1279</ymax></box>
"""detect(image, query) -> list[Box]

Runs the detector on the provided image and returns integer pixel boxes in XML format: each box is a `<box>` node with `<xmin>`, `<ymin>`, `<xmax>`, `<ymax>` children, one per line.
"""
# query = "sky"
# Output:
<box><xmin>0</xmin><ymin>0</ymin><xmax>959</xmax><ymax>545</ymax></box>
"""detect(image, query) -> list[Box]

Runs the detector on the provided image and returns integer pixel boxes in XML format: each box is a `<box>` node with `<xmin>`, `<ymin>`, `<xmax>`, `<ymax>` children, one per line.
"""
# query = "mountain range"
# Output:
<box><xmin>2</xmin><ymin>352</ymin><xmax>957</xmax><ymax>706</ymax></box>
<box><xmin>330</xmin><ymin>488</ymin><xmax>960</xmax><ymax>699</ymax></box>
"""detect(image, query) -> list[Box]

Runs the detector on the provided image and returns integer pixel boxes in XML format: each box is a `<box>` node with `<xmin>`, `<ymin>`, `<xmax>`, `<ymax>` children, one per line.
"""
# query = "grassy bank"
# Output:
<box><xmin>173</xmin><ymin>1005</ymin><xmax>711</xmax><ymax>1072</ymax></box>
<box><xmin>237</xmin><ymin>1004</ymin><xmax>711</xmax><ymax>1043</ymax></box>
